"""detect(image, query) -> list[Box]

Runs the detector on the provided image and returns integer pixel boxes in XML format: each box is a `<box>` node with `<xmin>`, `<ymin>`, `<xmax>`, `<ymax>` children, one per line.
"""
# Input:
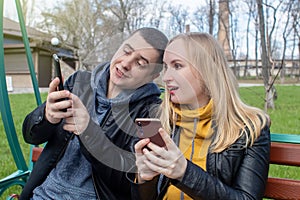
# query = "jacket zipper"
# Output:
<box><xmin>214</xmin><ymin>153</ymin><xmax>219</xmax><ymax>178</ymax></box>
<box><xmin>92</xmin><ymin>173</ymin><xmax>101</xmax><ymax>200</ymax></box>
<box><xmin>100</xmin><ymin>109</ymin><xmax>112</xmax><ymax>128</ymax></box>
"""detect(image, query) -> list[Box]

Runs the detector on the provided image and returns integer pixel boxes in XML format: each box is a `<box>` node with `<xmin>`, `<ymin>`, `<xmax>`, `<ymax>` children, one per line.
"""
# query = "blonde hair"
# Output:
<box><xmin>161</xmin><ymin>32</ymin><xmax>268</xmax><ymax>153</ymax></box>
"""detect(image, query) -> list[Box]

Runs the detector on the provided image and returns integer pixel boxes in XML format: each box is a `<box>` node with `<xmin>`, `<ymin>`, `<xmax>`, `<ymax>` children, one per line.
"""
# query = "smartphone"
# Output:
<box><xmin>53</xmin><ymin>54</ymin><xmax>67</xmax><ymax>112</ymax></box>
<box><xmin>53</xmin><ymin>54</ymin><xmax>64</xmax><ymax>91</ymax></box>
<box><xmin>135</xmin><ymin>118</ymin><xmax>166</xmax><ymax>148</ymax></box>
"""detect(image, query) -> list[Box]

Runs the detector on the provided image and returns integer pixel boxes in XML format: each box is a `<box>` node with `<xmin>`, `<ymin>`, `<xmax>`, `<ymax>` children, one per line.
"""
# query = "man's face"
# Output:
<box><xmin>109</xmin><ymin>33</ymin><xmax>160</xmax><ymax>91</ymax></box>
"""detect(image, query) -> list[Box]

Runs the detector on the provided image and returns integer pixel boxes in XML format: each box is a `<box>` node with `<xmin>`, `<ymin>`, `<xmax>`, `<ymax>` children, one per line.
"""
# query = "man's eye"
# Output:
<box><xmin>137</xmin><ymin>60</ymin><xmax>147</xmax><ymax>67</ymax></box>
<box><xmin>124</xmin><ymin>47</ymin><xmax>132</xmax><ymax>55</ymax></box>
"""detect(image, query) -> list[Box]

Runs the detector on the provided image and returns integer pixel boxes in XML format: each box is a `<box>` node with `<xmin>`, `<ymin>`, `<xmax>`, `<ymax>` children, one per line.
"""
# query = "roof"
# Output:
<box><xmin>3</xmin><ymin>17</ymin><xmax>51</xmax><ymax>40</ymax></box>
<box><xmin>3</xmin><ymin>17</ymin><xmax>78</xmax><ymax>59</ymax></box>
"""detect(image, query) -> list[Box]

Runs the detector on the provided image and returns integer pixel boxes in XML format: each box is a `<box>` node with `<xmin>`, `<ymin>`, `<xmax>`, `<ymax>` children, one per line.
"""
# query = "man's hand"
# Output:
<box><xmin>63</xmin><ymin>93</ymin><xmax>90</xmax><ymax>135</ymax></box>
<box><xmin>45</xmin><ymin>77</ymin><xmax>72</xmax><ymax>124</ymax></box>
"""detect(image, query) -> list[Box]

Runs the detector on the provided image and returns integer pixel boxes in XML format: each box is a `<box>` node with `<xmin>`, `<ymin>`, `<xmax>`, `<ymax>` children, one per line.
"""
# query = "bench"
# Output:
<box><xmin>29</xmin><ymin>134</ymin><xmax>300</xmax><ymax>200</ymax></box>
<box><xmin>264</xmin><ymin>133</ymin><xmax>300</xmax><ymax>200</ymax></box>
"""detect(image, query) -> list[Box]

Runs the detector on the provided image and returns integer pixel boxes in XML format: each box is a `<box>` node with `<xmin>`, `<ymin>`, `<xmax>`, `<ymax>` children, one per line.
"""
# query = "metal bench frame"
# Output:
<box><xmin>0</xmin><ymin>0</ymin><xmax>41</xmax><ymax>197</ymax></box>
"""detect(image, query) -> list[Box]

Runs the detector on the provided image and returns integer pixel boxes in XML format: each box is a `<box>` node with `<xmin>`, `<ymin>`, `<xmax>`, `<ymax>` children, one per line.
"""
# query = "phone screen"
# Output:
<box><xmin>135</xmin><ymin>118</ymin><xmax>166</xmax><ymax>147</ymax></box>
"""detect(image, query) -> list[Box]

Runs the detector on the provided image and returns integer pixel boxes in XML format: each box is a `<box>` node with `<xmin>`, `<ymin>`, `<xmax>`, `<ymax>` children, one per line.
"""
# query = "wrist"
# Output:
<box><xmin>136</xmin><ymin>173</ymin><xmax>146</xmax><ymax>184</ymax></box>
<box><xmin>177</xmin><ymin>157</ymin><xmax>187</xmax><ymax>181</ymax></box>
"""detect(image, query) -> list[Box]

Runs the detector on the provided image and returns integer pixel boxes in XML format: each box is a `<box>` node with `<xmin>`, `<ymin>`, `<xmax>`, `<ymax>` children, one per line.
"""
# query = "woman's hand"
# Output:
<box><xmin>45</xmin><ymin>77</ymin><xmax>72</xmax><ymax>124</ymax></box>
<box><xmin>63</xmin><ymin>93</ymin><xmax>90</xmax><ymax>135</ymax></box>
<box><xmin>135</xmin><ymin>138</ymin><xmax>160</xmax><ymax>182</ymax></box>
<box><xmin>136</xmin><ymin>128</ymin><xmax>187</xmax><ymax>181</ymax></box>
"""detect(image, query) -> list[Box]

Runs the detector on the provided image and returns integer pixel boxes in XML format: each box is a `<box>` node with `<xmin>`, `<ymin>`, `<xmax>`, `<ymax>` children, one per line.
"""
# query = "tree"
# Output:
<box><xmin>167</xmin><ymin>4</ymin><xmax>188</xmax><ymax>35</ymax></box>
<box><xmin>243</xmin><ymin>0</ymin><xmax>257</xmax><ymax>78</ymax></box>
<box><xmin>148</xmin><ymin>0</ymin><xmax>168</xmax><ymax>28</ymax></box>
<box><xmin>20</xmin><ymin>0</ymin><xmax>35</xmax><ymax>26</ymax></box>
<box><xmin>256</xmin><ymin>0</ymin><xmax>275</xmax><ymax>110</ymax></box>
<box><xmin>101</xmin><ymin>0</ymin><xmax>148</xmax><ymax>33</ymax></box>
<box><xmin>209</xmin><ymin>0</ymin><xmax>216</xmax><ymax>35</ymax></box>
<box><xmin>289</xmin><ymin>1</ymin><xmax>300</xmax><ymax>81</ymax></box>
<box><xmin>218</xmin><ymin>0</ymin><xmax>231</xmax><ymax>60</ymax></box>
<box><xmin>192</xmin><ymin>1</ymin><xmax>215</xmax><ymax>34</ymax></box>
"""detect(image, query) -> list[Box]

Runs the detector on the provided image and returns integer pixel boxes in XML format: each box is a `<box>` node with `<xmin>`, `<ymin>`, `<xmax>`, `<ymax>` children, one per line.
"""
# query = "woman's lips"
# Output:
<box><xmin>167</xmin><ymin>86</ymin><xmax>178</xmax><ymax>95</ymax></box>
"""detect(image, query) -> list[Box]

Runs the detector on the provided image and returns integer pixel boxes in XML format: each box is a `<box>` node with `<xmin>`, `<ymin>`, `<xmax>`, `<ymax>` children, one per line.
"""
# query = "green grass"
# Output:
<box><xmin>0</xmin><ymin>85</ymin><xmax>299</xmax><ymax>198</ymax></box>
<box><xmin>0</xmin><ymin>93</ymin><xmax>47</xmax><ymax>199</ymax></box>
<box><xmin>240</xmin><ymin>85</ymin><xmax>300</xmax><ymax>182</ymax></box>
<box><xmin>239</xmin><ymin>85</ymin><xmax>300</xmax><ymax>134</ymax></box>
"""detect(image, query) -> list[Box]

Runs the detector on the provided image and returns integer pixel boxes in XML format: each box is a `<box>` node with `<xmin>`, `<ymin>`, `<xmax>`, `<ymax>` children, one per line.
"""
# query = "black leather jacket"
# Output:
<box><xmin>131</xmin><ymin>125</ymin><xmax>270</xmax><ymax>200</ymax></box>
<box><xmin>20</xmin><ymin>67</ymin><xmax>162</xmax><ymax>200</ymax></box>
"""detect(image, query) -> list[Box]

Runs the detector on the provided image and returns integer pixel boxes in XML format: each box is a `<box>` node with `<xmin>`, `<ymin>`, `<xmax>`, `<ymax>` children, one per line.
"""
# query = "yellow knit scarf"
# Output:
<box><xmin>164</xmin><ymin>99</ymin><xmax>213</xmax><ymax>200</ymax></box>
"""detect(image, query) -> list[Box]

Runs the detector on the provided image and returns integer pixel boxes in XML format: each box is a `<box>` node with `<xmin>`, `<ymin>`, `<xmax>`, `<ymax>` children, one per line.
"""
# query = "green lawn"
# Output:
<box><xmin>239</xmin><ymin>85</ymin><xmax>300</xmax><ymax>183</ymax></box>
<box><xmin>0</xmin><ymin>93</ymin><xmax>47</xmax><ymax>199</ymax></box>
<box><xmin>0</xmin><ymin>85</ymin><xmax>299</xmax><ymax>198</ymax></box>
<box><xmin>239</xmin><ymin>85</ymin><xmax>300</xmax><ymax>134</ymax></box>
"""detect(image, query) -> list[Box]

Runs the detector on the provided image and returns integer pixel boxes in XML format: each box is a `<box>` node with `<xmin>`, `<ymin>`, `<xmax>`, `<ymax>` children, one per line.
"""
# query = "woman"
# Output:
<box><xmin>133</xmin><ymin>33</ymin><xmax>270</xmax><ymax>200</ymax></box>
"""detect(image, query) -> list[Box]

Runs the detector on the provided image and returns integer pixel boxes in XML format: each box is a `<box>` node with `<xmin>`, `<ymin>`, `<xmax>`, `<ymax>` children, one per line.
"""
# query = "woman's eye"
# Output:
<box><xmin>174</xmin><ymin>63</ymin><xmax>182</xmax><ymax>69</ymax></box>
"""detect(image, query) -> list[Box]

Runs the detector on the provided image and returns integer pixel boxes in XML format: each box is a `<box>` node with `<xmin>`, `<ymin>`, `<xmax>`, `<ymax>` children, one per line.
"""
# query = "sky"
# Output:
<box><xmin>4</xmin><ymin>0</ymin><xmax>60</xmax><ymax>21</ymax></box>
<box><xmin>4</xmin><ymin>0</ymin><xmax>197</xmax><ymax>22</ymax></box>
<box><xmin>4</xmin><ymin>0</ymin><xmax>295</xmax><ymax>59</ymax></box>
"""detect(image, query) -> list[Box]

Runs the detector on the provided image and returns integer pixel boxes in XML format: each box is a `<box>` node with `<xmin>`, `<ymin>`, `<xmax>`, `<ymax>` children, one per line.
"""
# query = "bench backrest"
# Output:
<box><xmin>264</xmin><ymin>139</ymin><xmax>300</xmax><ymax>200</ymax></box>
<box><xmin>31</xmin><ymin>134</ymin><xmax>300</xmax><ymax>199</ymax></box>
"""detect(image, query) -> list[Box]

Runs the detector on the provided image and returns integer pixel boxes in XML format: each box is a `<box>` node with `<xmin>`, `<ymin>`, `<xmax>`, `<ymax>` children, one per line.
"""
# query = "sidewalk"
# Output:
<box><xmin>239</xmin><ymin>83</ymin><xmax>300</xmax><ymax>87</ymax></box>
<box><xmin>7</xmin><ymin>83</ymin><xmax>300</xmax><ymax>94</ymax></box>
<box><xmin>8</xmin><ymin>87</ymin><xmax>49</xmax><ymax>94</ymax></box>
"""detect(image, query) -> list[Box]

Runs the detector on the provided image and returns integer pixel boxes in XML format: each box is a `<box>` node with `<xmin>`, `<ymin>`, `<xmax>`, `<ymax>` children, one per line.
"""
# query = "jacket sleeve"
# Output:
<box><xmin>78</xmin><ymin>118</ymin><xmax>138</xmax><ymax>173</ymax></box>
<box><xmin>171</xmin><ymin>125</ymin><xmax>271</xmax><ymax>200</ymax></box>
<box><xmin>129</xmin><ymin>176</ymin><xmax>160</xmax><ymax>200</ymax></box>
<box><xmin>22</xmin><ymin>102</ymin><xmax>61</xmax><ymax>145</ymax></box>
<box><xmin>22</xmin><ymin>72</ymin><xmax>78</xmax><ymax>145</ymax></box>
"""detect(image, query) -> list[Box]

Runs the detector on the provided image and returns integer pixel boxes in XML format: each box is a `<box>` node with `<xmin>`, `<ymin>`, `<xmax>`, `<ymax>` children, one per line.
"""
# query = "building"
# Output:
<box><xmin>3</xmin><ymin>17</ymin><xmax>77</xmax><ymax>92</ymax></box>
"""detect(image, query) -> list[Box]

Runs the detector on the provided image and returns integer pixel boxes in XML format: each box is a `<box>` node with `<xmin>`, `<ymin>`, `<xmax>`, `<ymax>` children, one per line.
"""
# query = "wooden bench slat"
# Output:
<box><xmin>29</xmin><ymin>136</ymin><xmax>300</xmax><ymax>200</ymax></box>
<box><xmin>31</xmin><ymin>147</ymin><xmax>43</xmax><ymax>162</ymax></box>
<box><xmin>264</xmin><ymin>139</ymin><xmax>300</xmax><ymax>200</ymax></box>
<box><xmin>269</xmin><ymin>142</ymin><xmax>300</xmax><ymax>166</ymax></box>
<box><xmin>264</xmin><ymin>177</ymin><xmax>300</xmax><ymax>200</ymax></box>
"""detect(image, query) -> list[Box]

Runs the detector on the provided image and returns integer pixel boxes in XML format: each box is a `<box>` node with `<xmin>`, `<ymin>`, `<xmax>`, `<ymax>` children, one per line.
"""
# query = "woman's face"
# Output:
<box><xmin>162</xmin><ymin>39</ymin><xmax>210</xmax><ymax>109</ymax></box>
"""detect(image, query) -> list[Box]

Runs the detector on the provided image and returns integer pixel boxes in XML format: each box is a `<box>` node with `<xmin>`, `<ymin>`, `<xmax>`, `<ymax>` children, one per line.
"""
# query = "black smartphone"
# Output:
<box><xmin>53</xmin><ymin>54</ymin><xmax>64</xmax><ymax>91</ymax></box>
<box><xmin>135</xmin><ymin>118</ymin><xmax>166</xmax><ymax>148</ymax></box>
<box><xmin>53</xmin><ymin>54</ymin><xmax>67</xmax><ymax>112</ymax></box>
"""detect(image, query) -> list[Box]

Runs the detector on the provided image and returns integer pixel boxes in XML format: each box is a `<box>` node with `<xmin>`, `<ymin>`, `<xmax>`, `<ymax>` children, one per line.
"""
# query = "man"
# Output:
<box><xmin>20</xmin><ymin>27</ymin><xmax>168</xmax><ymax>200</ymax></box>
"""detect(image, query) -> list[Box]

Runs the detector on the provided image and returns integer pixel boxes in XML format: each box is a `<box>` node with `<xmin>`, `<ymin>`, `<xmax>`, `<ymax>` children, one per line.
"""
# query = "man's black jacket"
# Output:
<box><xmin>20</xmin><ymin>69</ymin><xmax>162</xmax><ymax>200</ymax></box>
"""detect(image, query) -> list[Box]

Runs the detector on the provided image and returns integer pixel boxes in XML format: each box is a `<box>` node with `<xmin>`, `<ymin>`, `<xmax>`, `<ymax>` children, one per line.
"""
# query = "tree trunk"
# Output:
<box><xmin>218</xmin><ymin>0</ymin><xmax>231</xmax><ymax>60</ymax></box>
<box><xmin>209</xmin><ymin>0</ymin><xmax>215</xmax><ymax>35</ymax></box>
<box><xmin>256</xmin><ymin>0</ymin><xmax>275</xmax><ymax>110</ymax></box>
